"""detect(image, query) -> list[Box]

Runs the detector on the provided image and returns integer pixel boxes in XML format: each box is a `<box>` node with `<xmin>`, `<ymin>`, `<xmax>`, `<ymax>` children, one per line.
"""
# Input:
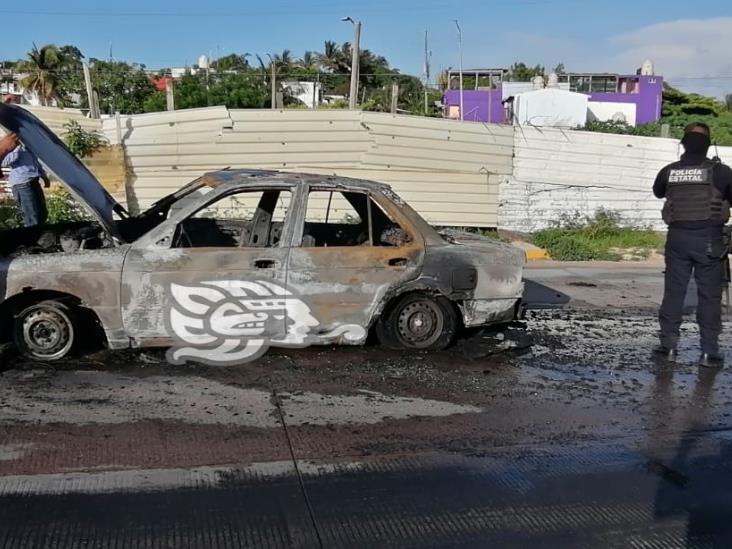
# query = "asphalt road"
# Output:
<box><xmin>2</xmin><ymin>262</ymin><xmax>732</xmax><ymax>548</ymax></box>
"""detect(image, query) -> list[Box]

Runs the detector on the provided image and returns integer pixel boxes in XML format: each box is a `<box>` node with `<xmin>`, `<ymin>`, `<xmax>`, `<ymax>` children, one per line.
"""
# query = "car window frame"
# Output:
<box><xmin>137</xmin><ymin>182</ymin><xmax>296</xmax><ymax>251</ymax></box>
<box><xmin>296</xmin><ymin>186</ymin><xmax>416</xmax><ymax>250</ymax></box>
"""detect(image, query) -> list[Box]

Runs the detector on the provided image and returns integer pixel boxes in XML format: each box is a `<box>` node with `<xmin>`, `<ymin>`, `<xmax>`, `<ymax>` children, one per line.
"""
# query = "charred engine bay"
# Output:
<box><xmin>0</xmin><ymin>222</ymin><xmax>113</xmax><ymax>257</ymax></box>
<box><xmin>0</xmin><ymin>216</ymin><xmax>161</xmax><ymax>257</ymax></box>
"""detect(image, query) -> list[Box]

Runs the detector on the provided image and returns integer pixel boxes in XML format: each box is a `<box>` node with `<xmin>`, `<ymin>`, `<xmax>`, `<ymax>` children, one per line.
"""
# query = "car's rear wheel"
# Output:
<box><xmin>13</xmin><ymin>301</ymin><xmax>77</xmax><ymax>361</ymax></box>
<box><xmin>376</xmin><ymin>293</ymin><xmax>458</xmax><ymax>351</ymax></box>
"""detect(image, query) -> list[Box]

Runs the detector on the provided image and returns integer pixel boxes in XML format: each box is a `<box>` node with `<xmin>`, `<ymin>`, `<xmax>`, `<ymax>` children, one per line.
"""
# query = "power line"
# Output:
<box><xmin>0</xmin><ymin>0</ymin><xmax>623</xmax><ymax>18</ymax></box>
<box><xmin>669</xmin><ymin>76</ymin><xmax>732</xmax><ymax>81</ymax></box>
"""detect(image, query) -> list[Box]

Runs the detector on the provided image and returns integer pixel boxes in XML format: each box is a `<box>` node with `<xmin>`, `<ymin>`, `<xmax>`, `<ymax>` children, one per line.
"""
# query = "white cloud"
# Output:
<box><xmin>608</xmin><ymin>17</ymin><xmax>732</xmax><ymax>97</ymax></box>
<box><xmin>459</xmin><ymin>17</ymin><xmax>732</xmax><ymax>98</ymax></box>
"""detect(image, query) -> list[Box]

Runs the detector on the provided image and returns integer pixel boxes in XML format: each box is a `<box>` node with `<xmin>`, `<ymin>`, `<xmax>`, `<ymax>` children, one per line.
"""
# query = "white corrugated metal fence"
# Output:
<box><xmin>4</xmin><ymin>105</ymin><xmax>732</xmax><ymax>231</ymax></box>
<box><xmin>103</xmin><ymin>108</ymin><xmax>512</xmax><ymax>227</ymax></box>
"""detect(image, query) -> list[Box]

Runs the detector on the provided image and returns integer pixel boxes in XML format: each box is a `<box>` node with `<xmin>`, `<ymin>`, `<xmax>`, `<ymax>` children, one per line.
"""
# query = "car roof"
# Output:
<box><xmin>201</xmin><ymin>169</ymin><xmax>393</xmax><ymax>193</ymax></box>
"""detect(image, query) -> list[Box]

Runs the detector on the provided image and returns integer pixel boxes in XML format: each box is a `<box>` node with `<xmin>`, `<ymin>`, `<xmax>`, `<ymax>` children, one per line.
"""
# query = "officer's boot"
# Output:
<box><xmin>700</xmin><ymin>352</ymin><xmax>724</xmax><ymax>368</ymax></box>
<box><xmin>653</xmin><ymin>345</ymin><xmax>678</xmax><ymax>362</ymax></box>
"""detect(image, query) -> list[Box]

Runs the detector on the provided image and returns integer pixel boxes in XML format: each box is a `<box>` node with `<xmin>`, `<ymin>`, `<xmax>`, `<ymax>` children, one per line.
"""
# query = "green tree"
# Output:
<box><xmin>317</xmin><ymin>40</ymin><xmax>348</xmax><ymax>73</ymax></box>
<box><xmin>583</xmin><ymin>84</ymin><xmax>732</xmax><ymax>145</ymax></box>
<box><xmin>17</xmin><ymin>44</ymin><xmax>66</xmax><ymax>106</ymax></box>
<box><xmin>662</xmin><ymin>83</ymin><xmax>725</xmax><ymax>117</ymax></box>
<box><xmin>211</xmin><ymin>53</ymin><xmax>250</xmax><ymax>72</ymax></box>
<box><xmin>147</xmin><ymin>72</ymin><xmax>271</xmax><ymax>111</ymax></box>
<box><xmin>89</xmin><ymin>59</ymin><xmax>158</xmax><ymax>114</ymax></box>
<box><xmin>298</xmin><ymin>51</ymin><xmax>318</xmax><ymax>70</ymax></box>
<box><xmin>508</xmin><ymin>62</ymin><xmax>545</xmax><ymax>82</ymax></box>
<box><xmin>553</xmin><ymin>63</ymin><xmax>566</xmax><ymax>75</ymax></box>
<box><xmin>725</xmin><ymin>93</ymin><xmax>732</xmax><ymax>111</ymax></box>
<box><xmin>272</xmin><ymin>50</ymin><xmax>294</xmax><ymax>70</ymax></box>
<box><xmin>208</xmin><ymin>72</ymin><xmax>270</xmax><ymax>109</ymax></box>
<box><xmin>56</xmin><ymin>45</ymin><xmax>86</xmax><ymax>106</ymax></box>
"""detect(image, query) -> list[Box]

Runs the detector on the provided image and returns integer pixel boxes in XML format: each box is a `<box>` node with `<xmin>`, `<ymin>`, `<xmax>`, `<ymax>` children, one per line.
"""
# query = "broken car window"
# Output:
<box><xmin>302</xmin><ymin>190</ymin><xmax>410</xmax><ymax>248</ymax></box>
<box><xmin>173</xmin><ymin>189</ymin><xmax>290</xmax><ymax>249</ymax></box>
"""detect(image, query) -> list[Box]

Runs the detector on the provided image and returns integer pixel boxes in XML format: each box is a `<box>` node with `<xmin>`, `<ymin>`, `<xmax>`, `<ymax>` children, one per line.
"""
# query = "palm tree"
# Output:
<box><xmin>272</xmin><ymin>50</ymin><xmax>294</xmax><ymax>71</ymax></box>
<box><xmin>298</xmin><ymin>51</ymin><xmax>318</xmax><ymax>70</ymax></box>
<box><xmin>18</xmin><ymin>44</ymin><xmax>66</xmax><ymax>106</ymax></box>
<box><xmin>317</xmin><ymin>41</ymin><xmax>347</xmax><ymax>73</ymax></box>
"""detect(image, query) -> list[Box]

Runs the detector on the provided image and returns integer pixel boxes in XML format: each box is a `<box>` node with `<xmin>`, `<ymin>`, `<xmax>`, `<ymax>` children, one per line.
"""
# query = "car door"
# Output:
<box><xmin>285</xmin><ymin>187</ymin><xmax>424</xmax><ymax>340</ymax></box>
<box><xmin>121</xmin><ymin>186</ymin><xmax>293</xmax><ymax>350</ymax></box>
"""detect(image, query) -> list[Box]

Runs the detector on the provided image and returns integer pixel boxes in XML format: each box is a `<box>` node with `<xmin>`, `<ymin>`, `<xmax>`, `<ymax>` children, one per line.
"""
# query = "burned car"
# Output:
<box><xmin>0</xmin><ymin>104</ymin><xmax>526</xmax><ymax>362</ymax></box>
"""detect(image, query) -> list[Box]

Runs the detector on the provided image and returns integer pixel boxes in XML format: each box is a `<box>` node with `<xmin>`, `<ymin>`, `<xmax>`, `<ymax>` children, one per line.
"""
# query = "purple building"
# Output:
<box><xmin>443</xmin><ymin>67</ymin><xmax>664</xmax><ymax>126</ymax></box>
<box><xmin>586</xmin><ymin>74</ymin><xmax>663</xmax><ymax>125</ymax></box>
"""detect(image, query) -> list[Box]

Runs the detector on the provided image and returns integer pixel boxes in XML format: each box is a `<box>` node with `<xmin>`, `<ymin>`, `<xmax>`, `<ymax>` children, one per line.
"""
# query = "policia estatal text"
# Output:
<box><xmin>654</xmin><ymin>122</ymin><xmax>732</xmax><ymax>367</ymax></box>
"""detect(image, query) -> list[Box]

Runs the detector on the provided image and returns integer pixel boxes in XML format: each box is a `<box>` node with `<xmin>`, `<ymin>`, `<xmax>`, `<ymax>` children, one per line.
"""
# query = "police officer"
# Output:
<box><xmin>654</xmin><ymin>122</ymin><xmax>732</xmax><ymax>367</ymax></box>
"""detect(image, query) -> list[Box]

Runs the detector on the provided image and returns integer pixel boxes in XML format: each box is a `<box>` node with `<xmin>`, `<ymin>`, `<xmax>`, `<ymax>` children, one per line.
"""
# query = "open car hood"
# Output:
<box><xmin>0</xmin><ymin>104</ymin><xmax>126</xmax><ymax>240</ymax></box>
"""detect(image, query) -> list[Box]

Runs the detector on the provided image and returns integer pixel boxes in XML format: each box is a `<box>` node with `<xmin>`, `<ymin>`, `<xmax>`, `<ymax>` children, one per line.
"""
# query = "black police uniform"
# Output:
<box><xmin>654</xmin><ymin>150</ymin><xmax>732</xmax><ymax>355</ymax></box>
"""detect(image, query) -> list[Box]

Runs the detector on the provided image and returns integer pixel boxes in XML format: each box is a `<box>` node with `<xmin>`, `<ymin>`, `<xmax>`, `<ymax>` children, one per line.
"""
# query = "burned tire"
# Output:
<box><xmin>13</xmin><ymin>301</ymin><xmax>77</xmax><ymax>361</ymax></box>
<box><xmin>376</xmin><ymin>293</ymin><xmax>458</xmax><ymax>351</ymax></box>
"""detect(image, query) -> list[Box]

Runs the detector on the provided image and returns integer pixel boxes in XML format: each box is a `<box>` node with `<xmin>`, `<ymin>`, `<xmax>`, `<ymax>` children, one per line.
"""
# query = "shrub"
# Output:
<box><xmin>46</xmin><ymin>187</ymin><xmax>89</xmax><ymax>224</ymax></box>
<box><xmin>62</xmin><ymin>120</ymin><xmax>108</xmax><ymax>158</ymax></box>
<box><xmin>0</xmin><ymin>198</ymin><xmax>21</xmax><ymax>230</ymax></box>
<box><xmin>531</xmin><ymin>209</ymin><xmax>664</xmax><ymax>261</ymax></box>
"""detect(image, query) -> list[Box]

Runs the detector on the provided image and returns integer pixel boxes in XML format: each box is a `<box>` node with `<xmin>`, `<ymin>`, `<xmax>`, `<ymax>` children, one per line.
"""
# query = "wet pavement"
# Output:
<box><xmin>2</xmin><ymin>263</ymin><xmax>732</xmax><ymax>548</ymax></box>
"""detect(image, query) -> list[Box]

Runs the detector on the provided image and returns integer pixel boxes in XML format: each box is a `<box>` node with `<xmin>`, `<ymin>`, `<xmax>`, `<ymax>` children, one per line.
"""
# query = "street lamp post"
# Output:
<box><xmin>453</xmin><ymin>19</ymin><xmax>464</xmax><ymax>121</ymax></box>
<box><xmin>342</xmin><ymin>16</ymin><xmax>361</xmax><ymax>110</ymax></box>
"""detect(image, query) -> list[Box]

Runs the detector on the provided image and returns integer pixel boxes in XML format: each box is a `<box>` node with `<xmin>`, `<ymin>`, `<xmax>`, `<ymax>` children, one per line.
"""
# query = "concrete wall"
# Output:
<box><xmin>501</xmin><ymin>127</ymin><xmax>679</xmax><ymax>233</ymax></box>
<box><xmin>587</xmin><ymin>101</ymin><xmax>637</xmax><ymax>126</ymax></box>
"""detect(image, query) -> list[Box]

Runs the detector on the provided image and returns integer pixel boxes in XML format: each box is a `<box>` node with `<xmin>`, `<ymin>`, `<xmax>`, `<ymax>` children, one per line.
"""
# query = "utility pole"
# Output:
<box><xmin>424</xmin><ymin>29</ymin><xmax>431</xmax><ymax>115</ymax></box>
<box><xmin>266</xmin><ymin>54</ymin><xmax>276</xmax><ymax>110</ymax></box>
<box><xmin>271</xmin><ymin>64</ymin><xmax>277</xmax><ymax>109</ymax></box>
<box><xmin>343</xmin><ymin>17</ymin><xmax>361</xmax><ymax>110</ymax></box>
<box><xmin>453</xmin><ymin>20</ymin><xmax>464</xmax><ymax>121</ymax></box>
<box><xmin>391</xmin><ymin>82</ymin><xmax>399</xmax><ymax>114</ymax></box>
<box><xmin>165</xmin><ymin>78</ymin><xmax>175</xmax><ymax>111</ymax></box>
<box><xmin>83</xmin><ymin>62</ymin><xmax>99</xmax><ymax>119</ymax></box>
<box><xmin>488</xmin><ymin>72</ymin><xmax>493</xmax><ymax>124</ymax></box>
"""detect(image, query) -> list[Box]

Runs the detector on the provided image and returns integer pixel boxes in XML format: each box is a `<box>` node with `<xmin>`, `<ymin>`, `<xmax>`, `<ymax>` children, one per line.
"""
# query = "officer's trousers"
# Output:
<box><xmin>659</xmin><ymin>227</ymin><xmax>725</xmax><ymax>354</ymax></box>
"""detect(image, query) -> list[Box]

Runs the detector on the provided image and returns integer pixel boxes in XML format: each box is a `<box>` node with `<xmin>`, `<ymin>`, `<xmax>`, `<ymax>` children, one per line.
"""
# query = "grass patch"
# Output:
<box><xmin>531</xmin><ymin>209</ymin><xmax>665</xmax><ymax>261</ymax></box>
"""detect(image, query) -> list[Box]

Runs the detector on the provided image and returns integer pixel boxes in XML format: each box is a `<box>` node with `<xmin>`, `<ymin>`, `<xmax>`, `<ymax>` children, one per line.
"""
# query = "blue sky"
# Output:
<box><xmin>1</xmin><ymin>0</ymin><xmax>731</xmax><ymax>96</ymax></box>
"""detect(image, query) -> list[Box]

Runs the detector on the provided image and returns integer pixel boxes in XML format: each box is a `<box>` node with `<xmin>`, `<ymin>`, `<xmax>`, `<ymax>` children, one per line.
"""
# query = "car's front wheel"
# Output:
<box><xmin>376</xmin><ymin>293</ymin><xmax>458</xmax><ymax>351</ymax></box>
<box><xmin>14</xmin><ymin>301</ymin><xmax>77</xmax><ymax>361</ymax></box>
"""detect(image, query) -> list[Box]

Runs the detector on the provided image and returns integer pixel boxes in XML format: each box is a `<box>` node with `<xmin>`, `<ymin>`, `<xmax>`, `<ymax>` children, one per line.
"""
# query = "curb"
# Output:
<box><xmin>525</xmin><ymin>248</ymin><xmax>551</xmax><ymax>261</ymax></box>
<box><xmin>510</xmin><ymin>241</ymin><xmax>551</xmax><ymax>261</ymax></box>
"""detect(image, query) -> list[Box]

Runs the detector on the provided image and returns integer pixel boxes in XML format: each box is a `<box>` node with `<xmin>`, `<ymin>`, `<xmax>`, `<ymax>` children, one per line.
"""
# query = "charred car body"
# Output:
<box><xmin>0</xmin><ymin>104</ymin><xmax>526</xmax><ymax>361</ymax></box>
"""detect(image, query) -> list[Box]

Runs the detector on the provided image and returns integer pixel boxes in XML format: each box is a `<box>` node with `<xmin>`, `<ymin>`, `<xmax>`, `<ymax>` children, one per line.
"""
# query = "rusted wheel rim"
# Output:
<box><xmin>397</xmin><ymin>300</ymin><xmax>444</xmax><ymax>348</ymax></box>
<box><xmin>22</xmin><ymin>307</ymin><xmax>73</xmax><ymax>359</ymax></box>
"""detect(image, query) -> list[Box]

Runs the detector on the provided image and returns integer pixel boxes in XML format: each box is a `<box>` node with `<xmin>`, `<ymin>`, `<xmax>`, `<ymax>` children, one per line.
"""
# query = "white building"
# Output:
<box><xmin>512</xmin><ymin>88</ymin><xmax>589</xmax><ymax>128</ymax></box>
<box><xmin>282</xmin><ymin>81</ymin><xmax>323</xmax><ymax>109</ymax></box>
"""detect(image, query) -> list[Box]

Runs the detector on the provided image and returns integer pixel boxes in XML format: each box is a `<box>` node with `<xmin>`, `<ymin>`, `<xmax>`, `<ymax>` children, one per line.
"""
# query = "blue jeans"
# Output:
<box><xmin>11</xmin><ymin>178</ymin><xmax>47</xmax><ymax>227</ymax></box>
